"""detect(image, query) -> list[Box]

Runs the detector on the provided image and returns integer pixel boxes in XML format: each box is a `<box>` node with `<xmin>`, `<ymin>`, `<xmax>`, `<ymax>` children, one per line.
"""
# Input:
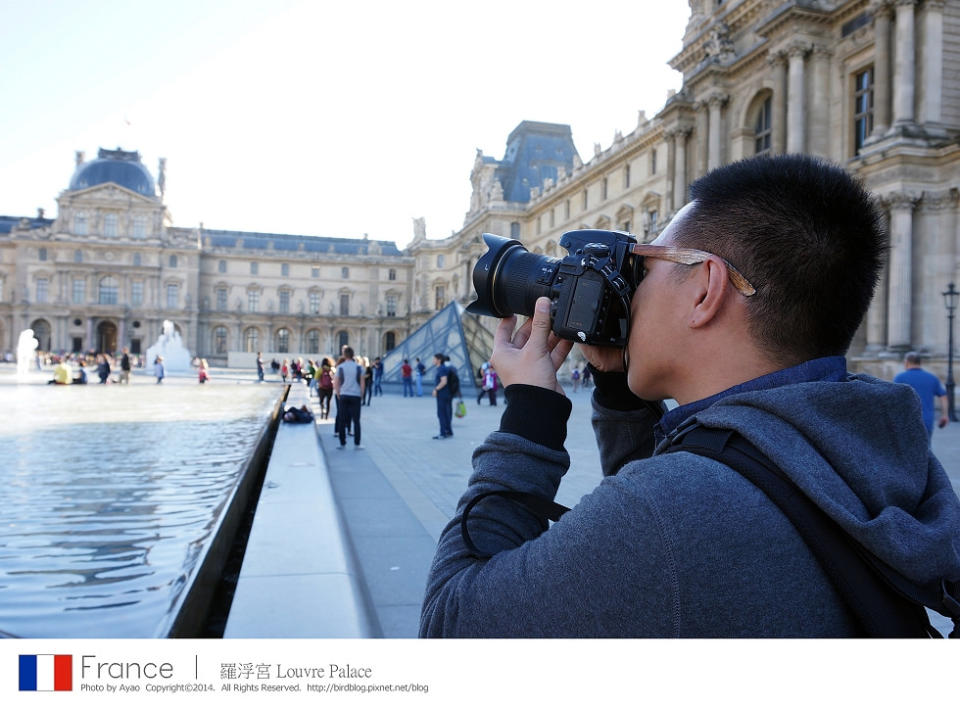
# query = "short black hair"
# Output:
<box><xmin>676</xmin><ymin>154</ymin><xmax>886</xmax><ymax>364</ymax></box>
<box><xmin>343</xmin><ymin>346</ymin><xmax>355</xmax><ymax>358</ymax></box>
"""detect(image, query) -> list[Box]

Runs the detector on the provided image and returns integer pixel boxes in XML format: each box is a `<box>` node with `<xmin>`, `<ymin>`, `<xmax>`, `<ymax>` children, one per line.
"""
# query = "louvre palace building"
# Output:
<box><xmin>3</xmin><ymin>0</ymin><xmax>960</xmax><ymax>378</ymax></box>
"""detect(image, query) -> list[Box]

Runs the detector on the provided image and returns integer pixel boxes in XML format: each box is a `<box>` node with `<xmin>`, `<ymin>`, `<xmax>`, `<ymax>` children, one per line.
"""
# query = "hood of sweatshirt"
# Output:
<box><xmin>678</xmin><ymin>373</ymin><xmax>960</xmax><ymax>587</ymax></box>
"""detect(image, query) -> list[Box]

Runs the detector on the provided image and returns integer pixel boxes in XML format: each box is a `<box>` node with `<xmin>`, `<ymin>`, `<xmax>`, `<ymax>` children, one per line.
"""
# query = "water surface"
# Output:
<box><xmin>0</xmin><ymin>379</ymin><xmax>280</xmax><ymax>637</ymax></box>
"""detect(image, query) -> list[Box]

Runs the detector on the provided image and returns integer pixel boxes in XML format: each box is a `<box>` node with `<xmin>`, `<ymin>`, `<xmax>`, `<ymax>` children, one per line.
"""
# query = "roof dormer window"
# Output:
<box><xmin>74</xmin><ymin>213</ymin><xmax>87</xmax><ymax>235</ymax></box>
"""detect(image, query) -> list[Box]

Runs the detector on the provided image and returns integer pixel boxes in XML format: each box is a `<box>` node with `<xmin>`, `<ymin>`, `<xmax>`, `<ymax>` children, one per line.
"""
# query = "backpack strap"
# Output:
<box><xmin>667</xmin><ymin>424</ymin><xmax>944</xmax><ymax>638</ymax></box>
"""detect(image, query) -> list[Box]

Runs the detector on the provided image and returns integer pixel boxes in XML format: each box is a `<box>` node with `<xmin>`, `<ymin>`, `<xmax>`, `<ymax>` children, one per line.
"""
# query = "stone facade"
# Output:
<box><xmin>0</xmin><ymin>151</ymin><xmax>415</xmax><ymax>364</ymax></box>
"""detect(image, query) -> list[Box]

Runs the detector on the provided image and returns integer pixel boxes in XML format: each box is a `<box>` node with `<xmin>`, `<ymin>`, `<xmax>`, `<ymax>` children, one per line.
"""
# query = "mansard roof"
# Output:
<box><xmin>202</xmin><ymin>228</ymin><xmax>403</xmax><ymax>256</ymax></box>
<box><xmin>495</xmin><ymin>121</ymin><xmax>579</xmax><ymax>203</ymax></box>
<box><xmin>0</xmin><ymin>215</ymin><xmax>55</xmax><ymax>234</ymax></box>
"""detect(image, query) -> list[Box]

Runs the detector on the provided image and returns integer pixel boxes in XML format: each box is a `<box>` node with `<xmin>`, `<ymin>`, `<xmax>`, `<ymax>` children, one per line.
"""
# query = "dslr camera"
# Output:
<box><xmin>467</xmin><ymin>229</ymin><xmax>642</xmax><ymax>347</ymax></box>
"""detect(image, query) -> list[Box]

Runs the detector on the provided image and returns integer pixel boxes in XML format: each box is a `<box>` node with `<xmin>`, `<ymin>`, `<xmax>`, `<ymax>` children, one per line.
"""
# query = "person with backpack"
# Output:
<box><xmin>431</xmin><ymin>352</ymin><xmax>454</xmax><ymax>439</ymax></box>
<box><xmin>317</xmin><ymin>358</ymin><xmax>335</xmax><ymax>419</ymax></box>
<box><xmin>420</xmin><ymin>155</ymin><xmax>960</xmax><ymax>638</ymax></box>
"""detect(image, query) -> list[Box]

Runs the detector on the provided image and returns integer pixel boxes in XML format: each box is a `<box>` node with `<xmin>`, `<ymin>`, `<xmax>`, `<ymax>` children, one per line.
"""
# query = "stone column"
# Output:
<box><xmin>707</xmin><ymin>94</ymin><xmax>727</xmax><ymax>169</ymax></box>
<box><xmin>886</xmin><ymin>192</ymin><xmax>918</xmax><ymax>350</ymax></box>
<box><xmin>787</xmin><ymin>44</ymin><xmax>808</xmax><ymax>153</ymax></box>
<box><xmin>866</xmin><ymin>256</ymin><xmax>889</xmax><ymax>352</ymax></box>
<box><xmin>672</xmin><ymin>128</ymin><xmax>690</xmax><ymax>208</ymax></box>
<box><xmin>893</xmin><ymin>0</ymin><xmax>917</xmax><ymax>126</ymax></box>
<box><xmin>872</xmin><ymin>1</ymin><xmax>893</xmax><ymax>136</ymax></box>
<box><xmin>810</xmin><ymin>45</ymin><xmax>831</xmax><ymax>157</ymax></box>
<box><xmin>694</xmin><ymin>102</ymin><xmax>709</xmax><ymax>179</ymax></box>
<box><xmin>921</xmin><ymin>0</ymin><xmax>944</xmax><ymax>126</ymax></box>
<box><xmin>665</xmin><ymin>135</ymin><xmax>676</xmax><ymax>214</ymax></box>
<box><xmin>767</xmin><ymin>52</ymin><xmax>788</xmax><ymax>154</ymax></box>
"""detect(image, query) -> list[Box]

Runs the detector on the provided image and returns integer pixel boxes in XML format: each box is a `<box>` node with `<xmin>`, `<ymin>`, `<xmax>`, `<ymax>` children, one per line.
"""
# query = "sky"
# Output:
<box><xmin>0</xmin><ymin>0</ymin><xmax>690</xmax><ymax>249</ymax></box>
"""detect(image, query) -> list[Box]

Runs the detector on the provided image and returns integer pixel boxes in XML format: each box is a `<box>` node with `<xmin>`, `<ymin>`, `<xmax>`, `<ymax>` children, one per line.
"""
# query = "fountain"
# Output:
<box><xmin>16</xmin><ymin>329</ymin><xmax>39</xmax><ymax>382</ymax></box>
<box><xmin>146</xmin><ymin>319</ymin><xmax>193</xmax><ymax>374</ymax></box>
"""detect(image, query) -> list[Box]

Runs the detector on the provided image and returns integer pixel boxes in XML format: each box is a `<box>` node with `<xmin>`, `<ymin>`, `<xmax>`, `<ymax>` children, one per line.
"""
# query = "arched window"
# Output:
<box><xmin>244</xmin><ymin>327</ymin><xmax>259</xmax><ymax>353</ymax></box>
<box><xmin>99</xmin><ymin>276</ymin><xmax>119</xmax><ymax>305</ymax></box>
<box><xmin>307</xmin><ymin>329</ymin><xmax>320</xmax><ymax>353</ymax></box>
<box><xmin>276</xmin><ymin>328</ymin><xmax>290</xmax><ymax>352</ymax></box>
<box><xmin>214</xmin><ymin>326</ymin><xmax>228</xmax><ymax>354</ymax></box>
<box><xmin>754</xmin><ymin>95</ymin><xmax>772</xmax><ymax>156</ymax></box>
<box><xmin>384</xmin><ymin>331</ymin><xmax>396</xmax><ymax>351</ymax></box>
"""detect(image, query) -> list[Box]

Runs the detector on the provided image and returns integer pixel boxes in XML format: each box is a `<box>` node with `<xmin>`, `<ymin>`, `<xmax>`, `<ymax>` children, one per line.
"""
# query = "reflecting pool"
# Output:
<box><xmin>0</xmin><ymin>378</ymin><xmax>280</xmax><ymax>637</ymax></box>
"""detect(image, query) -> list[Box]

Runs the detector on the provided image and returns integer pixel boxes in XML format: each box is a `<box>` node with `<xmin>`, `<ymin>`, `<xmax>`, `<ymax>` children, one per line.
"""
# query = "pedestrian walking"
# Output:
<box><xmin>362</xmin><ymin>357</ymin><xmax>374</xmax><ymax>406</ymax></box>
<box><xmin>894</xmin><ymin>352</ymin><xmax>949</xmax><ymax>443</ymax></box>
<box><xmin>154</xmin><ymin>355</ymin><xmax>165</xmax><ymax>384</ymax></box>
<box><xmin>373</xmin><ymin>356</ymin><xmax>384</xmax><ymax>396</ymax></box>
<box><xmin>257</xmin><ymin>351</ymin><xmax>265</xmax><ymax>382</ymax></box>
<box><xmin>119</xmin><ymin>348</ymin><xmax>131</xmax><ymax>384</ymax></box>
<box><xmin>317</xmin><ymin>358</ymin><xmax>334</xmax><ymax>419</ymax></box>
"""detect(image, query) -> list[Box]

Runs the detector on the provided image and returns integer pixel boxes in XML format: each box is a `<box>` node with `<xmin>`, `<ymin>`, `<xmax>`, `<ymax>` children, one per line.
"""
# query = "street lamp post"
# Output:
<box><xmin>944</xmin><ymin>282</ymin><xmax>959</xmax><ymax>422</ymax></box>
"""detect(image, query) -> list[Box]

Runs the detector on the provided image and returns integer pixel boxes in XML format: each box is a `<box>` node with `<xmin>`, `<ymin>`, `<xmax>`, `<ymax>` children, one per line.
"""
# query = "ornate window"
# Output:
<box><xmin>624</xmin><ymin>164</ymin><xmax>631</xmax><ymax>189</ymax></box>
<box><xmin>275</xmin><ymin>328</ymin><xmax>290</xmax><ymax>353</ymax></box>
<box><xmin>38</xmin><ymin>248</ymin><xmax>47</xmax><ymax>262</ymax></box>
<box><xmin>437</xmin><ymin>254</ymin><xmax>445</xmax><ymax>268</ymax></box>
<box><xmin>131</xmin><ymin>281</ymin><xmax>143</xmax><ymax>306</ymax></box>
<box><xmin>244</xmin><ymin>327</ymin><xmax>259</xmax><ymax>352</ymax></box>
<box><xmin>250</xmin><ymin>262</ymin><xmax>258</xmax><ymax>275</ymax></box>
<box><xmin>510</xmin><ymin>222</ymin><xmax>521</xmax><ymax>238</ymax></box>
<box><xmin>103</xmin><ymin>213</ymin><xmax>117</xmax><ymax>236</ymax></box>
<box><xmin>133</xmin><ymin>252</ymin><xmax>142</xmax><ymax>267</ymax></box>
<box><xmin>854</xmin><ymin>67</ymin><xmax>874</xmax><ymax>155</ymax></box>
<box><xmin>386</xmin><ymin>294</ymin><xmax>397</xmax><ymax>317</ymax></box>
<box><xmin>99</xmin><ymin>276</ymin><xmax>119</xmax><ymax>305</ymax></box>
<box><xmin>74</xmin><ymin>213</ymin><xmax>87</xmax><ymax>235</ymax></box>
<box><xmin>72</xmin><ymin>278</ymin><xmax>85</xmax><ymax>304</ymax></box>
<box><xmin>216</xmin><ymin>287</ymin><xmax>227</xmax><ymax>311</ymax></box>
<box><xmin>307</xmin><ymin>329</ymin><xmax>321</xmax><ymax>353</ymax></box>
<box><xmin>311</xmin><ymin>267</ymin><xmax>320</xmax><ymax>278</ymax></box>
<box><xmin>166</xmin><ymin>283</ymin><xmax>179</xmax><ymax>309</ymax></box>
<box><xmin>339</xmin><ymin>293</ymin><xmax>350</xmax><ymax>316</ymax></box>
<box><xmin>384</xmin><ymin>331</ymin><xmax>396</xmax><ymax>351</ymax></box>
<box><xmin>214</xmin><ymin>326</ymin><xmax>228</xmax><ymax>354</ymax></box>
<box><xmin>281</xmin><ymin>263</ymin><xmax>290</xmax><ymax>277</ymax></box>
<box><xmin>279</xmin><ymin>289</ymin><xmax>290</xmax><ymax>314</ymax></box>
<box><xmin>169</xmin><ymin>254</ymin><xmax>178</xmax><ymax>268</ymax></box>
<box><xmin>337</xmin><ymin>330</ymin><xmax>349</xmax><ymax>349</ymax></box>
<box><xmin>309</xmin><ymin>291</ymin><xmax>321</xmax><ymax>314</ymax></box>
<box><xmin>132</xmin><ymin>215</ymin><xmax>147</xmax><ymax>238</ymax></box>
<box><xmin>74</xmin><ymin>249</ymin><xmax>82</xmax><ymax>263</ymax></box>
<box><xmin>435</xmin><ymin>284</ymin><xmax>446</xmax><ymax>310</ymax></box>
<box><xmin>388</xmin><ymin>268</ymin><xmax>397</xmax><ymax>281</ymax></box>
<box><xmin>218</xmin><ymin>260</ymin><xmax>227</xmax><ymax>274</ymax></box>
<box><xmin>341</xmin><ymin>266</ymin><xmax>349</xmax><ymax>279</ymax></box>
<box><xmin>650</xmin><ymin>149</ymin><xmax>657</xmax><ymax>175</ymax></box>
<box><xmin>248</xmin><ymin>290</ymin><xmax>260</xmax><ymax>313</ymax></box>
<box><xmin>36</xmin><ymin>278</ymin><xmax>48</xmax><ymax>303</ymax></box>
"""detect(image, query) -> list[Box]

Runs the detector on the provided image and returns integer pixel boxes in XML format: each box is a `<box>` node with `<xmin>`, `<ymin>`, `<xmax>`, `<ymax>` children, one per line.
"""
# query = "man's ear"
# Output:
<box><xmin>688</xmin><ymin>257</ymin><xmax>732</xmax><ymax>328</ymax></box>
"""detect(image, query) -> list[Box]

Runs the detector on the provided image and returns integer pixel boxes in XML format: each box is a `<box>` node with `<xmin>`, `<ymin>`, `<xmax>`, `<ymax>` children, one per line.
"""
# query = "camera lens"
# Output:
<box><xmin>466</xmin><ymin>233</ymin><xmax>560</xmax><ymax>318</ymax></box>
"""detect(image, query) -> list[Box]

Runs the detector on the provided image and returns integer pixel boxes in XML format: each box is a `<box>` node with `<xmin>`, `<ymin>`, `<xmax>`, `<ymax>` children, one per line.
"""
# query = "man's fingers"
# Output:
<box><xmin>527</xmin><ymin>297</ymin><xmax>553</xmax><ymax>350</ymax></box>
<box><xmin>493</xmin><ymin>315</ymin><xmax>517</xmax><ymax>351</ymax></box>
<box><xmin>550</xmin><ymin>338</ymin><xmax>574</xmax><ymax>370</ymax></box>
<box><xmin>512</xmin><ymin>318</ymin><xmax>533</xmax><ymax>349</ymax></box>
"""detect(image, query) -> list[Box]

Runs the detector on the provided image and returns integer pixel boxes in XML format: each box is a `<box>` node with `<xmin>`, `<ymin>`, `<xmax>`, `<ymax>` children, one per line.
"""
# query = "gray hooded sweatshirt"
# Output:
<box><xmin>420</xmin><ymin>367</ymin><xmax>960</xmax><ymax>637</ymax></box>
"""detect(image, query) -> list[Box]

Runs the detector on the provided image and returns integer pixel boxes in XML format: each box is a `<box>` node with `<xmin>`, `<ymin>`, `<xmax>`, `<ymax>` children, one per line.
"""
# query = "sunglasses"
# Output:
<box><xmin>628</xmin><ymin>243</ymin><xmax>757</xmax><ymax>297</ymax></box>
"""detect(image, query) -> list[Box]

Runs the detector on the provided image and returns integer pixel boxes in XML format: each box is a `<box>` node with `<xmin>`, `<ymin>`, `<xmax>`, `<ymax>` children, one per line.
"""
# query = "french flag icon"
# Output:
<box><xmin>19</xmin><ymin>655</ymin><xmax>73</xmax><ymax>691</ymax></box>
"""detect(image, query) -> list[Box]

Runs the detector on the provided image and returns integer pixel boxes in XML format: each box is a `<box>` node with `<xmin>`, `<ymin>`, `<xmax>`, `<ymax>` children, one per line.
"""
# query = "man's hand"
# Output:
<box><xmin>938</xmin><ymin>416</ymin><xmax>948</xmax><ymax>429</ymax></box>
<box><xmin>578</xmin><ymin>343</ymin><xmax>626</xmax><ymax>374</ymax></box>
<box><xmin>490</xmin><ymin>297</ymin><xmax>574</xmax><ymax>394</ymax></box>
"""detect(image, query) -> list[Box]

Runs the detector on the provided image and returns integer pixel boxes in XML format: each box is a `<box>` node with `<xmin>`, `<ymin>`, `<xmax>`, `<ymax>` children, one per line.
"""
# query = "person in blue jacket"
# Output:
<box><xmin>894</xmin><ymin>351</ymin><xmax>949</xmax><ymax>442</ymax></box>
<box><xmin>420</xmin><ymin>154</ymin><xmax>960</xmax><ymax>638</ymax></box>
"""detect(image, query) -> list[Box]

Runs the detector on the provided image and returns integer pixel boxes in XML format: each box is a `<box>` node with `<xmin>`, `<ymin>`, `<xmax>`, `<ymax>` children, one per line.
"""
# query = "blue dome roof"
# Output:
<box><xmin>69</xmin><ymin>148</ymin><xmax>156</xmax><ymax>197</ymax></box>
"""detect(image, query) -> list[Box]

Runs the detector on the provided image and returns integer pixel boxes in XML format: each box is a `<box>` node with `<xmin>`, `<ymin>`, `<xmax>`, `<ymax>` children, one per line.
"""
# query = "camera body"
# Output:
<box><xmin>467</xmin><ymin>229</ymin><xmax>640</xmax><ymax>346</ymax></box>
